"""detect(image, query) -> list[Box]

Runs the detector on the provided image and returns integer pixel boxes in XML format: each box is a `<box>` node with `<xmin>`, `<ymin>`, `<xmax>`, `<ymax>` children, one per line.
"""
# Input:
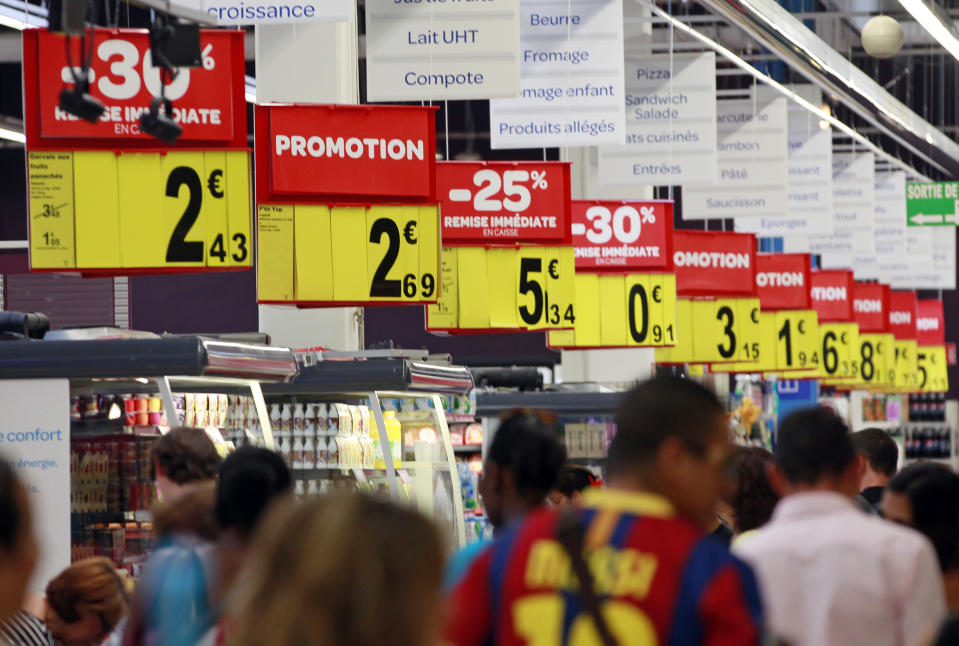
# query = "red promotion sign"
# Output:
<box><xmin>437</xmin><ymin>162</ymin><xmax>571</xmax><ymax>243</ymax></box>
<box><xmin>853</xmin><ymin>283</ymin><xmax>890</xmax><ymax>333</ymax></box>
<box><xmin>256</xmin><ymin>104</ymin><xmax>437</xmax><ymax>202</ymax></box>
<box><xmin>887</xmin><ymin>291</ymin><xmax>918</xmax><ymax>340</ymax></box>
<box><xmin>672</xmin><ymin>231</ymin><xmax>756</xmax><ymax>296</ymax></box>
<box><xmin>570</xmin><ymin>200</ymin><xmax>672</xmax><ymax>271</ymax></box>
<box><xmin>755</xmin><ymin>253</ymin><xmax>810</xmax><ymax>310</ymax></box>
<box><xmin>810</xmin><ymin>270</ymin><xmax>854</xmax><ymax>322</ymax></box>
<box><xmin>23</xmin><ymin>28</ymin><xmax>244</xmax><ymax>146</ymax></box>
<box><xmin>917</xmin><ymin>300</ymin><xmax>946</xmax><ymax>346</ymax></box>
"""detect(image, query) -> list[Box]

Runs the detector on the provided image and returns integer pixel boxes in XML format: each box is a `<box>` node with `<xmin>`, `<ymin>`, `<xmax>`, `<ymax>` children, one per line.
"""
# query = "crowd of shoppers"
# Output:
<box><xmin>4</xmin><ymin>379</ymin><xmax>959</xmax><ymax>646</ymax></box>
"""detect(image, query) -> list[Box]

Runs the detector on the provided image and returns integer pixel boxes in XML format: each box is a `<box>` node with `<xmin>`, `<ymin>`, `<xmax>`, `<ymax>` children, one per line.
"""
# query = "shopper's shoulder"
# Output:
<box><xmin>869</xmin><ymin>515</ymin><xmax>937</xmax><ymax>553</ymax></box>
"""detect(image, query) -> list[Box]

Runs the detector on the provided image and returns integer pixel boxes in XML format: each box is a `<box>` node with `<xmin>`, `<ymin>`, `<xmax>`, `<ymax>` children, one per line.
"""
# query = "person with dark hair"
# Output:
<box><xmin>884</xmin><ymin>463</ymin><xmax>959</xmax><ymax>613</ymax></box>
<box><xmin>445</xmin><ymin>377</ymin><xmax>764</xmax><ymax>645</ymax></box>
<box><xmin>724</xmin><ymin>446</ymin><xmax>779</xmax><ymax>541</ymax></box>
<box><xmin>735</xmin><ymin>407</ymin><xmax>945</xmax><ymax>646</ymax></box>
<box><xmin>444</xmin><ymin>410</ymin><xmax>565</xmax><ymax>589</ymax></box>
<box><xmin>851</xmin><ymin>427</ymin><xmax>899</xmax><ymax>513</ymax></box>
<box><xmin>151</xmin><ymin>427</ymin><xmax>221</xmax><ymax>503</ymax></box>
<box><xmin>547</xmin><ymin>464</ymin><xmax>600</xmax><ymax>507</ymax></box>
<box><xmin>0</xmin><ymin>457</ymin><xmax>39</xmax><ymax>638</ymax></box>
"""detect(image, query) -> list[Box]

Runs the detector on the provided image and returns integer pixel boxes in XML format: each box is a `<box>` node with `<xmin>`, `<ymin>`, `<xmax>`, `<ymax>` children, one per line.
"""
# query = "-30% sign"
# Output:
<box><xmin>570</xmin><ymin>200</ymin><xmax>671</xmax><ymax>271</ymax></box>
<box><xmin>573</xmin><ymin>204</ymin><xmax>654</xmax><ymax>245</ymax></box>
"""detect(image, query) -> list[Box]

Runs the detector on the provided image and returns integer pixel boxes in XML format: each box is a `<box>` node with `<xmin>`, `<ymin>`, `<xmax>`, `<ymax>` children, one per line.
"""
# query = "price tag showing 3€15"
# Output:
<box><xmin>257</xmin><ymin>204</ymin><xmax>439</xmax><ymax>304</ymax></box>
<box><xmin>689</xmin><ymin>298</ymin><xmax>761</xmax><ymax>364</ymax></box>
<box><xmin>29</xmin><ymin>150</ymin><xmax>250</xmax><ymax>270</ymax></box>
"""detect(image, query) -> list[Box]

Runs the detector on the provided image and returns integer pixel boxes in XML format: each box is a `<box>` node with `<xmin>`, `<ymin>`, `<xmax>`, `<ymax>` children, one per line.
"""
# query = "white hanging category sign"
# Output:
<box><xmin>874</xmin><ymin>171</ymin><xmax>908</xmax><ymax>283</ymax></box>
<box><xmin>202</xmin><ymin>0</ymin><xmax>355</xmax><ymax>24</ymax></box>
<box><xmin>489</xmin><ymin>0</ymin><xmax>626</xmax><ymax>148</ymax></box>
<box><xmin>365</xmin><ymin>0</ymin><xmax>521</xmax><ymax>101</ymax></box>
<box><xmin>682</xmin><ymin>97</ymin><xmax>789</xmax><ymax>220</ymax></box>
<box><xmin>736</xmin><ymin>85</ymin><xmax>832</xmax><ymax>236</ymax></box>
<box><xmin>810</xmin><ymin>152</ymin><xmax>875</xmax><ymax>276</ymax></box>
<box><xmin>597</xmin><ymin>52</ymin><xmax>717</xmax><ymax>187</ymax></box>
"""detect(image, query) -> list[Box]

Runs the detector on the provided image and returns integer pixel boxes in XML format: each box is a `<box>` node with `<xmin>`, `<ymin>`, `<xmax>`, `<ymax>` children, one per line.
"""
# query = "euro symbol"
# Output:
<box><xmin>798</xmin><ymin>320</ymin><xmax>806</xmax><ymax>334</ymax></box>
<box><xmin>841</xmin><ymin>332</ymin><xmax>848</xmax><ymax>344</ymax></box>
<box><xmin>751</xmin><ymin>308</ymin><xmax>759</xmax><ymax>324</ymax></box>
<box><xmin>548</xmin><ymin>259</ymin><xmax>559</xmax><ymax>279</ymax></box>
<box><xmin>207</xmin><ymin>169</ymin><xmax>224</xmax><ymax>198</ymax></box>
<box><xmin>652</xmin><ymin>285</ymin><xmax>662</xmax><ymax>303</ymax></box>
<box><xmin>403</xmin><ymin>220</ymin><xmax>417</xmax><ymax>244</ymax></box>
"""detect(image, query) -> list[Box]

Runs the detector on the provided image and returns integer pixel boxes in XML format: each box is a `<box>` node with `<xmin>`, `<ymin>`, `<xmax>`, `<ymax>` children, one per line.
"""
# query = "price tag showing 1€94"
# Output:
<box><xmin>29</xmin><ymin>150</ymin><xmax>250</xmax><ymax>270</ymax></box>
<box><xmin>775</xmin><ymin>310</ymin><xmax>821</xmax><ymax>372</ymax></box>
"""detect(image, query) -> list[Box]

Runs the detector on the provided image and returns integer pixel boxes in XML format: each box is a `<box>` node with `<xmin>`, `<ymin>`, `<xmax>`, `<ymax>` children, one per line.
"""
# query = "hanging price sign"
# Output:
<box><xmin>23</xmin><ymin>29</ymin><xmax>250</xmax><ymax>276</ymax></box>
<box><xmin>894</xmin><ymin>340</ymin><xmax>920</xmax><ymax>390</ymax></box>
<box><xmin>672</xmin><ymin>231</ymin><xmax>757</xmax><ymax>297</ymax></box>
<box><xmin>811</xmin><ymin>270</ymin><xmax>855</xmax><ymax>322</ymax></box>
<box><xmin>917</xmin><ymin>300</ymin><xmax>946</xmax><ymax>346</ymax></box>
<box><xmin>427</xmin><ymin>246</ymin><xmax>574</xmax><ymax>331</ymax></box>
<box><xmin>857</xmin><ymin>333</ymin><xmax>895</xmax><ymax>387</ymax></box>
<box><xmin>711</xmin><ymin>312</ymin><xmax>779</xmax><ymax>373</ymax></box>
<box><xmin>570</xmin><ymin>200</ymin><xmax>672</xmax><ymax>271</ymax></box>
<box><xmin>437</xmin><ymin>162</ymin><xmax>570</xmax><ymax>243</ymax></box>
<box><xmin>774</xmin><ymin>310</ymin><xmax>821</xmax><ymax>371</ymax></box>
<box><xmin>819</xmin><ymin>323</ymin><xmax>860</xmax><ymax>380</ymax></box>
<box><xmin>548</xmin><ymin>274</ymin><xmax>677</xmax><ymax>348</ymax></box>
<box><xmin>853</xmin><ymin>283</ymin><xmax>891</xmax><ymax>333</ymax></box>
<box><xmin>756</xmin><ymin>254</ymin><xmax>811</xmax><ymax>310</ymax></box>
<box><xmin>258</xmin><ymin>205</ymin><xmax>439</xmax><ymax>304</ymax></box>
<box><xmin>918</xmin><ymin>346</ymin><xmax>950</xmax><ymax>392</ymax></box>
<box><xmin>29</xmin><ymin>150</ymin><xmax>250</xmax><ymax>271</ymax></box>
<box><xmin>658</xmin><ymin>298</ymin><xmax>760</xmax><ymax>364</ymax></box>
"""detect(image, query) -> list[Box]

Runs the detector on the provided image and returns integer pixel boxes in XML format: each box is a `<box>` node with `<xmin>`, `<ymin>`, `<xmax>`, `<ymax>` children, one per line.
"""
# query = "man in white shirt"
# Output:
<box><xmin>735</xmin><ymin>407</ymin><xmax>946</xmax><ymax>646</ymax></box>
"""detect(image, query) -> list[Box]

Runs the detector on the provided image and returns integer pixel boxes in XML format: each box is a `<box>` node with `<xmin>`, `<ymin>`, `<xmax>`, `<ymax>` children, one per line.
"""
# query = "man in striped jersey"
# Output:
<box><xmin>444</xmin><ymin>377</ymin><xmax>764</xmax><ymax>646</ymax></box>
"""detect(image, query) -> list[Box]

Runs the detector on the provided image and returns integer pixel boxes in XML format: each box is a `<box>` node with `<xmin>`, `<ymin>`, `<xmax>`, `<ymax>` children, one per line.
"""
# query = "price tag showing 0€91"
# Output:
<box><xmin>427</xmin><ymin>246</ymin><xmax>574</xmax><ymax>330</ymax></box>
<box><xmin>547</xmin><ymin>273</ymin><xmax>677</xmax><ymax>348</ymax></box>
<box><xmin>257</xmin><ymin>204</ymin><xmax>439</xmax><ymax>305</ymax></box>
<box><xmin>29</xmin><ymin>150</ymin><xmax>250</xmax><ymax>270</ymax></box>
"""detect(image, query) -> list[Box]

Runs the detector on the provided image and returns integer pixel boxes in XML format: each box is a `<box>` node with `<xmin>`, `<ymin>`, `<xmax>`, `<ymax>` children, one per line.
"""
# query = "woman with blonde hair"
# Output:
<box><xmin>229</xmin><ymin>493</ymin><xmax>445</xmax><ymax>646</ymax></box>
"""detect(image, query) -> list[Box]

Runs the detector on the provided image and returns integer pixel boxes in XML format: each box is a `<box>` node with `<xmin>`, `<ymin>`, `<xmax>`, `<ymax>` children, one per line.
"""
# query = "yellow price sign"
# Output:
<box><xmin>857</xmin><ymin>334</ymin><xmax>894</xmax><ymax>386</ymax></box>
<box><xmin>819</xmin><ymin>323</ymin><xmax>859</xmax><ymax>380</ymax></box>
<box><xmin>775</xmin><ymin>310</ymin><xmax>821</xmax><ymax>372</ymax></box>
<box><xmin>257</xmin><ymin>204</ymin><xmax>439</xmax><ymax>304</ymax></box>
<box><xmin>29</xmin><ymin>150</ymin><xmax>251</xmax><ymax>271</ymax></box>
<box><xmin>689</xmin><ymin>298</ymin><xmax>761</xmax><ymax>364</ymax></box>
<box><xmin>712</xmin><ymin>311</ymin><xmax>778</xmax><ymax>373</ymax></box>
<box><xmin>655</xmin><ymin>298</ymin><xmax>694</xmax><ymax>364</ymax></box>
<box><xmin>894</xmin><ymin>340</ymin><xmax>920</xmax><ymax>391</ymax></box>
<box><xmin>548</xmin><ymin>273</ymin><xmax>677</xmax><ymax>348</ymax></box>
<box><xmin>918</xmin><ymin>346</ymin><xmax>950</xmax><ymax>393</ymax></box>
<box><xmin>427</xmin><ymin>245</ymin><xmax>574</xmax><ymax>330</ymax></box>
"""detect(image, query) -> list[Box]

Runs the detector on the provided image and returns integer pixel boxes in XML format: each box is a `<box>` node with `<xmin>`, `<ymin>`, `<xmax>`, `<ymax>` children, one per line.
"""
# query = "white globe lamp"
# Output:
<box><xmin>861</xmin><ymin>15</ymin><xmax>904</xmax><ymax>59</ymax></box>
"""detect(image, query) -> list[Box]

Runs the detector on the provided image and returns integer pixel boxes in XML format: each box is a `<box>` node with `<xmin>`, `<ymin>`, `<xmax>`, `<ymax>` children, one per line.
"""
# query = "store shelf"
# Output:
<box><xmin>568</xmin><ymin>456</ymin><xmax>608</xmax><ymax>463</ymax></box>
<box><xmin>261</xmin><ymin>359</ymin><xmax>472</xmax><ymax>396</ymax></box>
<box><xmin>446</xmin><ymin>414</ymin><xmax>477</xmax><ymax>424</ymax></box>
<box><xmin>856</xmin><ymin>421</ymin><xmax>902</xmax><ymax>430</ymax></box>
<box><xmin>904</xmin><ymin>457</ymin><xmax>956</xmax><ymax>466</ymax></box>
<box><xmin>453</xmin><ymin>445</ymin><xmax>483</xmax><ymax>454</ymax></box>
<box><xmin>477</xmin><ymin>390</ymin><xmax>622</xmax><ymax>417</ymax></box>
<box><xmin>399</xmin><ymin>461</ymin><xmax>453</xmax><ymax>471</ymax></box>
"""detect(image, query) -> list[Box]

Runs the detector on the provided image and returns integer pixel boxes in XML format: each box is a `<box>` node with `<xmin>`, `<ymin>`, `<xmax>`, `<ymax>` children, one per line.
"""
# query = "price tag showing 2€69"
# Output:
<box><xmin>258</xmin><ymin>204</ymin><xmax>439</xmax><ymax>304</ymax></box>
<box><xmin>29</xmin><ymin>150</ymin><xmax>250</xmax><ymax>271</ymax></box>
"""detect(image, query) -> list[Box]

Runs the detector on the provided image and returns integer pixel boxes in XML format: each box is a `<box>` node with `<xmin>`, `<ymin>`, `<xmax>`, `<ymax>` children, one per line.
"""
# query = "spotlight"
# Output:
<box><xmin>139</xmin><ymin>96</ymin><xmax>182</xmax><ymax>144</ymax></box>
<box><xmin>58</xmin><ymin>79</ymin><xmax>104</xmax><ymax>124</ymax></box>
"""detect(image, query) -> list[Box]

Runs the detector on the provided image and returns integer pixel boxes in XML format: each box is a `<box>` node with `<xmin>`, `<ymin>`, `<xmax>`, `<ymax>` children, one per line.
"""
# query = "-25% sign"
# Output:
<box><xmin>437</xmin><ymin>162</ymin><xmax>572</xmax><ymax>243</ymax></box>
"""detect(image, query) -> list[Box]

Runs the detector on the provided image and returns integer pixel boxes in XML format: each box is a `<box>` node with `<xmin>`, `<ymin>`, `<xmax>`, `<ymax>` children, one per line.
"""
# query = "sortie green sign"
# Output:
<box><xmin>906</xmin><ymin>182</ymin><xmax>959</xmax><ymax>226</ymax></box>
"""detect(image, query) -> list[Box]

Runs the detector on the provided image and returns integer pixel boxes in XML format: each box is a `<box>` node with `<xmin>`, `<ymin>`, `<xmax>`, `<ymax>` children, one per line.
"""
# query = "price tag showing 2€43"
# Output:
<box><xmin>29</xmin><ymin>150</ymin><xmax>250</xmax><ymax>271</ymax></box>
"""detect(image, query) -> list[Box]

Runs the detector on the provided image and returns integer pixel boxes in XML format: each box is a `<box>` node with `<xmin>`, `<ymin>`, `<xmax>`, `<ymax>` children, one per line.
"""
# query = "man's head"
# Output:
<box><xmin>607</xmin><ymin>376</ymin><xmax>731</xmax><ymax>529</ymax></box>
<box><xmin>850</xmin><ymin>428</ymin><xmax>899</xmax><ymax>490</ymax></box>
<box><xmin>884</xmin><ymin>463</ymin><xmax>959</xmax><ymax>571</ymax></box>
<box><xmin>771</xmin><ymin>407</ymin><xmax>858</xmax><ymax>497</ymax></box>
<box><xmin>0</xmin><ymin>457</ymin><xmax>37</xmax><ymax>624</ymax></box>
<box><xmin>480</xmin><ymin>410</ymin><xmax>565</xmax><ymax>529</ymax></box>
<box><xmin>152</xmin><ymin>427</ymin><xmax>221</xmax><ymax>502</ymax></box>
<box><xmin>215</xmin><ymin>447</ymin><xmax>292</xmax><ymax>543</ymax></box>
<box><xmin>547</xmin><ymin>465</ymin><xmax>599</xmax><ymax>507</ymax></box>
<box><xmin>44</xmin><ymin>557</ymin><xmax>127</xmax><ymax>646</ymax></box>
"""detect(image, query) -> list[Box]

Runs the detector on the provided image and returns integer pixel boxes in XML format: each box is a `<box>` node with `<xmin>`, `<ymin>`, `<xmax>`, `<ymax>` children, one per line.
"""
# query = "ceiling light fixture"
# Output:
<box><xmin>896</xmin><ymin>0</ymin><xmax>959</xmax><ymax>60</ymax></box>
<box><xmin>0</xmin><ymin>126</ymin><xmax>25</xmax><ymax>143</ymax></box>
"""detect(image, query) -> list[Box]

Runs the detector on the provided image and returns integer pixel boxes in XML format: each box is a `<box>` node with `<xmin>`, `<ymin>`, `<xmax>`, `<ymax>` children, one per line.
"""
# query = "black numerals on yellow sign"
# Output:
<box><xmin>165</xmin><ymin>165</ymin><xmax>247</xmax><ymax>264</ymax></box>
<box><xmin>628</xmin><ymin>283</ymin><xmax>648</xmax><ymax>343</ymax></box>
<box><xmin>918</xmin><ymin>351</ymin><xmax>929</xmax><ymax>389</ymax></box>
<box><xmin>716</xmin><ymin>306</ymin><xmax>736</xmax><ymax>359</ymax></box>
<box><xmin>368</xmin><ymin>217</ymin><xmax>435</xmax><ymax>299</ymax></box>
<box><xmin>778</xmin><ymin>319</ymin><xmax>818</xmax><ymax>368</ymax></box>
<box><xmin>519</xmin><ymin>258</ymin><xmax>544</xmax><ymax>325</ymax></box>
<box><xmin>823</xmin><ymin>331</ymin><xmax>838</xmax><ymax>375</ymax></box>
<box><xmin>860</xmin><ymin>341</ymin><xmax>875</xmax><ymax>382</ymax></box>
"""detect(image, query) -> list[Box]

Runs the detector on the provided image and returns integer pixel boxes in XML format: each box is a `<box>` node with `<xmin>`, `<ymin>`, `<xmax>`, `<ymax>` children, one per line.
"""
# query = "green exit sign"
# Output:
<box><xmin>906</xmin><ymin>182</ymin><xmax>959</xmax><ymax>226</ymax></box>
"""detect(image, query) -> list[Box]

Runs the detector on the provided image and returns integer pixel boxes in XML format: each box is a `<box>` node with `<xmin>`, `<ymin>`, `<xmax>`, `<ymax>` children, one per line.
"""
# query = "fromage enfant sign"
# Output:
<box><xmin>810</xmin><ymin>270</ymin><xmax>854</xmax><ymax>322</ymax></box>
<box><xmin>256</xmin><ymin>104</ymin><xmax>437</xmax><ymax>201</ymax></box>
<box><xmin>672</xmin><ymin>230</ymin><xmax>756</xmax><ymax>296</ymax></box>
<box><xmin>755</xmin><ymin>253</ymin><xmax>810</xmax><ymax>310</ymax></box>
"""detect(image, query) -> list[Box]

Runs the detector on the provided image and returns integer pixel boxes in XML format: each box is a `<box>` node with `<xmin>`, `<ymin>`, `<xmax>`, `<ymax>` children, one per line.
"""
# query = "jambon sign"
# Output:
<box><xmin>256</xmin><ymin>104</ymin><xmax>437</xmax><ymax>201</ymax></box>
<box><xmin>755</xmin><ymin>253</ymin><xmax>810</xmax><ymax>310</ymax></box>
<box><xmin>672</xmin><ymin>230</ymin><xmax>756</xmax><ymax>296</ymax></box>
